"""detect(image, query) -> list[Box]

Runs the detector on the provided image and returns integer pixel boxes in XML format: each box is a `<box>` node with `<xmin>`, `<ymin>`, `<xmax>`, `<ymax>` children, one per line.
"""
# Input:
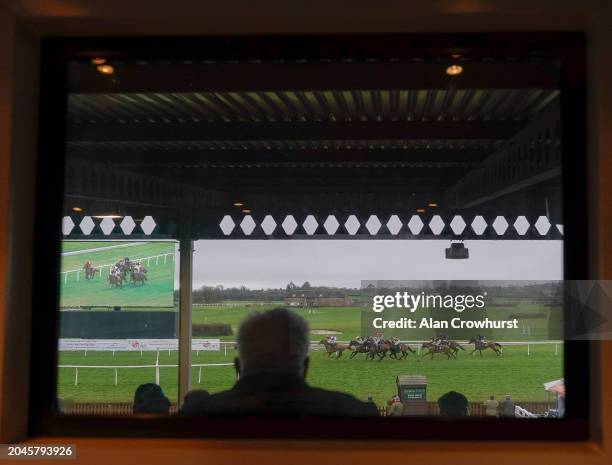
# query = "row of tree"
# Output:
<box><xmin>175</xmin><ymin>281</ymin><xmax>563</xmax><ymax>304</ymax></box>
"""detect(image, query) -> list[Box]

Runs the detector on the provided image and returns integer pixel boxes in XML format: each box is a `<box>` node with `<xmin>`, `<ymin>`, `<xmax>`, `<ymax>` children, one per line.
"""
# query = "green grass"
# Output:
<box><xmin>61</xmin><ymin>241</ymin><xmax>132</xmax><ymax>253</ymax></box>
<box><xmin>59</xmin><ymin>241</ymin><xmax>175</xmax><ymax>307</ymax></box>
<box><xmin>57</xmin><ymin>344</ymin><xmax>563</xmax><ymax>404</ymax></box>
<box><xmin>57</xmin><ymin>301</ymin><xmax>564</xmax><ymax>405</ymax></box>
<box><xmin>192</xmin><ymin>305</ymin><xmax>366</xmax><ymax>341</ymax></box>
<box><xmin>191</xmin><ymin>303</ymin><xmax>560</xmax><ymax>342</ymax></box>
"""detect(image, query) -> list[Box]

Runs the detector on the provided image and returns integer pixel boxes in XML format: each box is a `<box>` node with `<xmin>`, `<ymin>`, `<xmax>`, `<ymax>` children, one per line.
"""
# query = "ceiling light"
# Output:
<box><xmin>92</xmin><ymin>215</ymin><xmax>123</xmax><ymax>219</ymax></box>
<box><xmin>242</xmin><ymin>209</ymin><xmax>252</xmax><ymax>214</ymax></box>
<box><xmin>91</xmin><ymin>57</ymin><xmax>106</xmax><ymax>65</ymax></box>
<box><xmin>233</xmin><ymin>202</ymin><xmax>244</xmax><ymax>207</ymax></box>
<box><xmin>446</xmin><ymin>64</ymin><xmax>463</xmax><ymax>76</ymax></box>
<box><xmin>428</xmin><ymin>203</ymin><xmax>438</xmax><ymax>207</ymax></box>
<box><xmin>97</xmin><ymin>64</ymin><xmax>114</xmax><ymax>75</ymax></box>
<box><xmin>417</xmin><ymin>208</ymin><xmax>426</xmax><ymax>213</ymax></box>
<box><xmin>72</xmin><ymin>206</ymin><xmax>83</xmax><ymax>213</ymax></box>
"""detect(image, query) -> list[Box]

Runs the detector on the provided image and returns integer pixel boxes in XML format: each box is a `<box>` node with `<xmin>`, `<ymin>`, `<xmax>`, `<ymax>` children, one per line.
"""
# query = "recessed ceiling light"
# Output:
<box><xmin>446</xmin><ymin>64</ymin><xmax>463</xmax><ymax>76</ymax></box>
<box><xmin>72</xmin><ymin>206</ymin><xmax>83</xmax><ymax>213</ymax></box>
<box><xmin>417</xmin><ymin>208</ymin><xmax>426</xmax><ymax>213</ymax></box>
<box><xmin>233</xmin><ymin>202</ymin><xmax>244</xmax><ymax>207</ymax></box>
<box><xmin>428</xmin><ymin>203</ymin><xmax>438</xmax><ymax>207</ymax></box>
<box><xmin>97</xmin><ymin>64</ymin><xmax>114</xmax><ymax>75</ymax></box>
<box><xmin>242</xmin><ymin>209</ymin><xmax>252</xmax><ymax>214</ymax></box>
<box><xmin>91</xmin><ymin>57</ymin><xmax>106</xmax><ymax>65</ymax></box>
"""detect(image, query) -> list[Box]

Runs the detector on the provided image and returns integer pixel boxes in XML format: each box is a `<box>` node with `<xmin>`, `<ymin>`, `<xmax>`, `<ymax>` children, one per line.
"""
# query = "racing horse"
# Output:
<box><xmin>130</xmin><ymin>269</ymin><xmax>148</xmax><ymax>286</ymax></box>
<box><xmin>348</xmin><ymin>340</ymin><xmax>370</xmax><ymax>359</ymax></box>
<box><xmin>468</xmin><ymin>337</ymin><xmax>503</xmax><ymax>356</ymax></box>
<box><xmin>83</xmin><ymin>262</ymin><xmax>98</xmax><ymax>280</ymax></box>
<box><xmin>108</xmin><ymin>272</ymin><xmax>123</xmax><ymax>288</ymax></box>
<box><xmin>420</xmin><ymin>341</ymin><xmax>457</xmax><ymax>360</ymax></box>
<box><xmin>389</xmin><ymin>341</ymin><xmax>416</xmax><ymax>360</ymax></box>
<box><xmin>367</xmin><ymin>339</ymin><xmax>392</xmax><ymax>361</ymax></box>
<box><xmin>447</xmin><ymin>340</ymin><xmax>465</xmax><ymax>356</ymax></box>
<box><xmin>130</xmin><ymin>264</ymin><xmax>148</xmax><ymax>286</ymax></box>
<box><xmin>319</xmin><ymin>339</ymin><xmax>350</xmax><ymax>358</ymax></box>
<box><xmin>115</xmin><ymin>258</ymin><xmax>133</xmax><ymax>284</ymax></box>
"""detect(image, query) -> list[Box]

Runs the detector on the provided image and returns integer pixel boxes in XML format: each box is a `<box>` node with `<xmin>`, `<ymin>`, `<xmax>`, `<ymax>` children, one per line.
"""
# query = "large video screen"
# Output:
<box><xmin>59</xmin><ymin>241</ymin><xmax>176</xmax><ymax>307</ymax></box>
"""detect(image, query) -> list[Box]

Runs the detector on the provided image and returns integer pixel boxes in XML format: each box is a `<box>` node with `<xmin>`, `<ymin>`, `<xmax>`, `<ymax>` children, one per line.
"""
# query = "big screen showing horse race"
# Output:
<box><xmin>59</xmin><ymin>240</ymin><xmax>176</xmax><ymax>307</ymax></box>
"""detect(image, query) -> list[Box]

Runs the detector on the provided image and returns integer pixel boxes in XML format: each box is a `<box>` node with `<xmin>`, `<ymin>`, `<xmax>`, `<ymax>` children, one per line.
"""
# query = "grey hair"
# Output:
<box><xmin>237</xmin><ymin>308</ymin><xmax>310</xmax><ymax>377</ymax></box>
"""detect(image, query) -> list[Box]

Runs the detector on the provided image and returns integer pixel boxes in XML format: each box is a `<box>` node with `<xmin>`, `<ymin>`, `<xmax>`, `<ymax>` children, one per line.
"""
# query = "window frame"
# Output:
<box><xmin>29</xmin><ymin>33</ymin><xmax>590</xmax><ymax>440</ymax></box>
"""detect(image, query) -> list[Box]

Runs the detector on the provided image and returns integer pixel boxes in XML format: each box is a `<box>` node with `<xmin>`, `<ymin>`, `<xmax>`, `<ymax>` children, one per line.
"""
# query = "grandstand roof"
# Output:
<box><xmin>62</xmin><ymin>56</ymin><xmax>563</xmax><ymax>240</ymax></box>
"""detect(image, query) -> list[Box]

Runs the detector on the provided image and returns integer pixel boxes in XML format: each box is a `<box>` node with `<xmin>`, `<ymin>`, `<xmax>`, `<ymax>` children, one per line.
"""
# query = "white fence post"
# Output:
<box><xmin>64</xmin><ymin>273</ymin><xmax>68</xmax><ymax>284</ymax></box>
<box><xmin>527</xmin><ymin>344</ymin><xmax>531</xmax><ymax>356</ymax></box>
<box><xmin>555</xmin><ymin>343</ymin><xmax>558</xmax><ymax>355</ymax></box>
<box><xmin>224</xmin><ymin>344</ymin><xmax>227</xmax><ymax>357</ymax></box>
<box><xmin>198</xmin><ymin>366</ymin><xmax>202</xmax><ymax>384</ymax></box>
<box><xmin>155</xmin><ymin>353</ymin><xmax>160</xmax><ymax>385</ymax></box>
<box><xmin>114</xmin><ymin>368</ymin><xmax>118</xmax><ymax>386</ymax></box>
<box><xmin>74</xmin><ymin>367</ymin><xmax>78</xmax><ymax>386</ymax></box>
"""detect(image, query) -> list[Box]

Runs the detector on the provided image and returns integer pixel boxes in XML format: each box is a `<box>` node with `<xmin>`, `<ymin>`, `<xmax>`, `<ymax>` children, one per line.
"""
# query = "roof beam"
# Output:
<box><xmin>68</xmin><ymin>120</ymin><xmax>520</xmax><ymax>142</ymax></box>
<box><xmin>69</xmin><ymin>62</ymin><xmax>559</xmax><ymax>94</ymax></box>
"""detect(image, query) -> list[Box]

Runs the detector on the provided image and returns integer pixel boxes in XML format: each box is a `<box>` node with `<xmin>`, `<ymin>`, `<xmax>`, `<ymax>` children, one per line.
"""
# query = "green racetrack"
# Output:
<box><xmin>57</xmin><ymin>344</ymin><xmax>563</xmax><ymax>404</ymax></box>
<box><xmin>57</xmin><ymin>303</ymin><xmax>563</xmax><ymax>405</ymax></box>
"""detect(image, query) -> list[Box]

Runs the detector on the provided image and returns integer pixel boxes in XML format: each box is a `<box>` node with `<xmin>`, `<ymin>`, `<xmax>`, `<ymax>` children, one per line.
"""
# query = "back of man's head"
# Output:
<box><xmin>133</xmin><ymin>383</ymin><xmax>171</xmax><ymax>414</ymax></box>
<box><xmin>237</xmin><ymin>308</ymin><xmax>310</xmax><ymax>378</ymax></box>
<box><xmin>438</xmin><ymin>391</ymin><xmax>469</xmax><ymax>417</ymax></box>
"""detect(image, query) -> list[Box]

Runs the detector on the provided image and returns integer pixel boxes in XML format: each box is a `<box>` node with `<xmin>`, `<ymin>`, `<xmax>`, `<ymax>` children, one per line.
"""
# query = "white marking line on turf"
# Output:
<box><xmin>61</xmin><ymin>242</ymin><xmax>147</xmax><ymax>256</ymax></box>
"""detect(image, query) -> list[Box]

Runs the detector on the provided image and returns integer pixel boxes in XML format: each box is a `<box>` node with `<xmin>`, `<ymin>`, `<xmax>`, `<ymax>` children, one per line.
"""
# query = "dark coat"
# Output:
<box><xmin>182</xmin><ymin>371</ymin><xmax>379</xmax><ymax>417</ymax></box>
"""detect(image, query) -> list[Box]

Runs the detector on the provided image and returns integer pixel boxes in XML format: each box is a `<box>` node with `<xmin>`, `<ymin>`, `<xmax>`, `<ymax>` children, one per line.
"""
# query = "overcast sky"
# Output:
<box><xmin>183</xmin><ymin>240</ymin><xmax>563</xmax><ymax>289</ymax></box>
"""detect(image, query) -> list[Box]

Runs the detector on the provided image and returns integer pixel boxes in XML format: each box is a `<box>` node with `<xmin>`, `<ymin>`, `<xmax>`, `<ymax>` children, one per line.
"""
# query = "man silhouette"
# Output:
<box><xmin>184</xmin><ymin>308</ymin><xmax>378</xmax><ymax>416</ymax></box>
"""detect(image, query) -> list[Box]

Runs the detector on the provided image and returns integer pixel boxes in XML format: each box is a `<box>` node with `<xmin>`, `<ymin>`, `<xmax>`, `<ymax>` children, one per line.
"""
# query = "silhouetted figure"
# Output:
<box><xmin>483</xmin><ymin>395</ymin><xmax>499</xmax><ymax>417</ymax></box>
<box><xmin>133</xmin><ymin>383</ymin><xmax>171</xmax><ymax>414</ymax></box>
<box><xmin>188</xmin><ymin>308</ymin><xmax>378</xmax><ymax>416</ymax></box>
<box><xmin>181</xmin><ymin>389</ymin><xmax>210</xmax><ymax>414</ymax></box>
<box><xmin>387</xmin><ymin>395</ymin><xmax>404</xmax><ymax>416</ymax></box>
<box><xmin>499</xmin><ymin>395</ymin><xmax>516</xmax><ymax>418</ymax></box>
<box><xmin>438</xmin><ymin>391</ymin><xmax>469</xmax><ymax>417</ymax></box>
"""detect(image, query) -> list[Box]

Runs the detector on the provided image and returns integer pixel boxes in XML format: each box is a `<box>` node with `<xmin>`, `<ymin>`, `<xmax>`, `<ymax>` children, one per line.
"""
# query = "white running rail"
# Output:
<box><xmin>58</xmin><ymin>361</ymin><xmax>233</xmax><ymax>386</ymax></box>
